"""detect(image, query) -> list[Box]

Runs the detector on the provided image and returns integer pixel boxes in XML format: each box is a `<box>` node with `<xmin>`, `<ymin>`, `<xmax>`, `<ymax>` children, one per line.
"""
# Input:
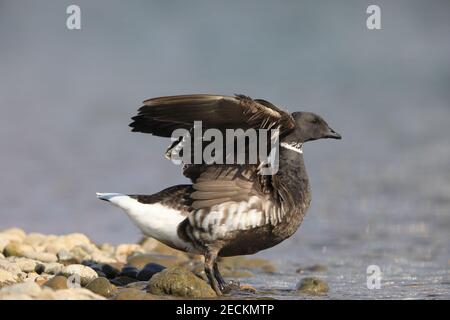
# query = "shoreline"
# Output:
<box><xmin>0</xmin><ymin>227</ymin><xmax>328</xmax><ymax>300</ymax></box>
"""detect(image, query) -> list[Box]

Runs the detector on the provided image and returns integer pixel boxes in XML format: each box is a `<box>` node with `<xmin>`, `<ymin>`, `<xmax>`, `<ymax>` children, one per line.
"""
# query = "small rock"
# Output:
<box><xmin>61</xmin><ymin>264</ymin><xmax>98</xmax><ymax>286</ymax></box>
<box><xmin>44</xmin><ymin>275</ymin><xmax>69</xmax><ymax>290</ymax></box>
<box><xmin>25</xmin><ymin>251</ymin><xmax>58</xmax><ymax>263</ymax></box>
<box><xmin>0</xmin><ymin>269</ymin><xmax>18</xmax><ymax>287</ymax></box>
<box><xmin>56</xmin><ymin>249</ymin><xmax>73</xmax><ymax>262</ymax></box>
<box><xmin>0</xmin><ymin>258</ymin><xmax>23</xmax><ymax>275</ymax></box>
<box><xmin>3</xmin><ymin>242</ymin><xmax>57</xmax><ymax>263</ymax></box>
<box><xmin>296</xmin><ymin>277</ymin><xmax>329</xmax><ymax>295</ymax></box>
<box><xmin>119</xmin><ymin>266</ymin><xmax>140</xmax><ymax>278</ymax></box>
<box><xmin>41</xmin><ymin>262</ymin><xmax>64</xmax><ymax>275</ymax></box>
<box><xmin>6</xmin><ymin>257</ymin><xmax>40</xmax><ymax>273</ymax></box>
<box><xmin>110</xmin><ymin>276</ymin><xmax>138</xmax><ymax>286</ymax></box>
<box><xmin>137</xmin><ymin>263</ymin><xmax>166</xmax><ymax>281</ymax></box>
<box><xmin>147</xmin><ymin>266</ymin><xmax>216</xmax><ymax>298</ymax></box>
<box><xmin>35</xmin><ymin>275</ymin><xmax>51</xmax><ymax>286</ymax></box>
<box><xmin>86</xmin><ymin>277</ymin><xmax>116</xmax><ymax>297</ymax></box>
<box><xmin>239</xmin><ymin>283</ymin><xmax>257</xmax><ymax>294</ymax></box>
<box><xmin>24</xmin><ymin>272</ymin><xmax>40</xmax><ymax>283</ymax></box>
<box><xmin>3</xmin><ymin>241</ymin><xmax>33</xmax><ymax>257</ymax></box>
<box><xmin>101</xmin><ymin>264</ymin><xmax>120</xmax><ymax>279</ymax></box>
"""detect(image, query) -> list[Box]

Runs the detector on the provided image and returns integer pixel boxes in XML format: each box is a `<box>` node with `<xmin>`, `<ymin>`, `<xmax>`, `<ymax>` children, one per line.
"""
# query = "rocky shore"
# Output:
<box><xmin>0</xmin><ymin>228</ymin><xmax>328</xmax><ymax>300</ymax></box>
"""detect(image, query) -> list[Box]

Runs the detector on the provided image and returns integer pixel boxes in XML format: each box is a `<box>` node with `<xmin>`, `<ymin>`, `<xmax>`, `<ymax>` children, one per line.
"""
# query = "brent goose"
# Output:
<box><xmin>97</xmin><ymin>94</ymin><xmax>341</xmax><ymax>294</ymax></box>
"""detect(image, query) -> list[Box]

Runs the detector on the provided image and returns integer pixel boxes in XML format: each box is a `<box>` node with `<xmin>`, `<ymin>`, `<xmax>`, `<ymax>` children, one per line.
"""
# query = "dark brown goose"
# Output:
<box><xmin>97</xmin><ymin>94</ymin><xmax>341</xmax><ymax>294</ymax></box>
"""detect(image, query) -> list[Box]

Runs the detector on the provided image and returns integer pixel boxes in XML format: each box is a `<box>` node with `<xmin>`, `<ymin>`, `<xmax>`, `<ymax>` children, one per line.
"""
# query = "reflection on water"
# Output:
<box><xmin>0</xmin><ymin>1</ymin><xmax>449</xmax><ymax>298</ymax></box>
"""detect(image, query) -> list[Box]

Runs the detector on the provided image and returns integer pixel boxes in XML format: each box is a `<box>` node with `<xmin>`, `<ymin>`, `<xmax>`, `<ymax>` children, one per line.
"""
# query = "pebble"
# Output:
<box><xmin>61</xmin><ymin>264</ymin><xmax>98</xmax><ymax>286</ymax></box>
<box><xmin>147</xmin><ymin>266</ymin><xmax>216</xmax><ymax>298</ymax></box>
<box><xmin>137</xmin><ymin>263</ymin><xmax>166</xmax><ymax>281</ymax></box>
<box><xmin>3</xmin><ymin>242</ymin><xmax>34</xmax><ymax>257</ymax></box>
<box><xmin>119</xmin><ymin>266</ymin><xmax>140</xmax><ymax>278</ymax></box>
<box><xmin>0</xmin><ymin>258</ymin><xmax>23</xmax><ymax>275</ymax></box>
<box><xmin>296</xmin><ymin>277</ymin><xmax>329</xmax><ymax>295</ymax></box>
<box><xmin>3</xmin><ymin>242</ymin><xmax>57</xmax><ymax>263</ymax></box>
<box><xmin>44</xmin><ymin>275</ymin><xmax>69</xmax><ymax>290</ymax></box>
<box><xmin>24</xmin><ymin>251</ymin><xmax>58</xmax><ymax>263</ymax></box>
<box><xmin>35</xmin><ymin>275</ymin><xmax>51</xmax><ymax>286</ymax></box>
<box><xmin>41</xmin><ymin>262</ymin><xmax>64</xmax><ymax>275</ymax></box>
<box><xmin>0</xmin><ymin>269</ymin><xmax>17</xmax><ymax>287</ymax></box>
<box><xmin>24</xmin><ymin>272</ymin><xmax>40</xmax><ymax>283</ymax></box>
<box><xmin>86</xmin><ymin>277</ymin><xmax>116</xmax><ymax>297</ymax></box>
<box><xmin>6</xmin><ymin>257</ymin><xmax>40</xmax><ymax>273</ymax></box>
<box><xmin>101</xmin><ymin>264</ymin><xmax>120</xmax><ymax>279</ymax></box>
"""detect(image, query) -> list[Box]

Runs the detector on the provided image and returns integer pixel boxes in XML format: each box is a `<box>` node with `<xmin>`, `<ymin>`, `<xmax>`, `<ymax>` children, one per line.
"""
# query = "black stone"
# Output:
<box><xmin>119</xmin><ymin>266</ymin><xmax>140</xmax><ymax>279</ymax></box>
<box><xmin>136</xmin><ymin>263</ymin><xmax>166</xmax><ymax>281</ymax></box>
<box><xmin>101</xmin><ymin>264</ymin><xmax>120</xmax><ymax>279</ymax></box>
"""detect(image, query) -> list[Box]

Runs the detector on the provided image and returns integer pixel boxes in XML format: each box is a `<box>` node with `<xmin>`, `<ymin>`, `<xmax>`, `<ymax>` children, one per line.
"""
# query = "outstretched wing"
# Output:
<box><xmin>129</xmin><ymin>94</ymin><xmax>295</xmax><ymax>137</ymax></box>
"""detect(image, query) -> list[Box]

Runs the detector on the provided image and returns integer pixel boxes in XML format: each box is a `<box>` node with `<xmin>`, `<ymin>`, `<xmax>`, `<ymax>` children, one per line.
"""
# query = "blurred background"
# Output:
<box><xmin>0</xmin><ymin>0</ymin><xmax>449</xmax><ymax>298</ymax></box>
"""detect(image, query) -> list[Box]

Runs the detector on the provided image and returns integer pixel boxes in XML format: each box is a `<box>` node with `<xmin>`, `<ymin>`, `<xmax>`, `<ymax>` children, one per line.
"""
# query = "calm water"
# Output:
<box><xmin>0</xmin><ymin>1</ymin><xmax>449</xmax><ymax>299</ymax></box>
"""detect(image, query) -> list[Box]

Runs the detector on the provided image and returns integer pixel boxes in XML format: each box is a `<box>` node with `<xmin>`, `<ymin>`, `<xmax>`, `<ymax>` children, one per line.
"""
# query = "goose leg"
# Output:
<box><xmin>214</xmin><ymin>261</ymin><xmax>240</xmax><ymax>293</ymax></box>
<box><xmin>213</xmin><ymin>262</ymin><xmax>226</xmax><ymax>288</ymax></box>
<box><xmin>204</xmin><ymin>250</ymin><xmax>222</xmax><ymax>295</ymax></box>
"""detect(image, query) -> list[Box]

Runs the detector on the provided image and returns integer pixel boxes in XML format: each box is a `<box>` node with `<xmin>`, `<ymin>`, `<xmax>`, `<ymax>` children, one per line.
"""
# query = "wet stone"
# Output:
<box><xmin>101</xmin><ymin>264</ymin><xmax>120</xmax><ymax>279</ymax></box>
<box><xmin>296</xmin><ymin>277</ymin><xmax>329</xmax><ymax>296</ymax></box>
<box><xmin>61</xmin><ymin>264</ymin><xmax>98</xmax><ymax>286</ymax></box>
<box><xmin>136</xmin><ymin>263</ymin><xmax>166</xmax><ymax>281</ymax></box>
<box><xmin>43</xmin><ymin>275</ymin><xmax>69</xmax><ymax>290</ymax></box>
<box><xmin>86</xmin><ymin>277</ymin><xmax>116</xmax><ymax>298</ymax></box>
<box><xmin>120</xmin><ymin>266</ymin><xmax>140</xmax><ymax>279</ymax></box>
<box><xmin>147</xmin><ymin>266</ymin><xmax>216</xmax><ymax>298</ymax></box>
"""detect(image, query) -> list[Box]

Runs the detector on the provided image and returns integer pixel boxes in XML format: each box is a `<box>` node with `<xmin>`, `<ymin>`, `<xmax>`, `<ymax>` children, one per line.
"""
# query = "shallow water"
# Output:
<box><xmin>0</xmin><ymin>1</ymin><xmax>449</xmax><ymax>299</ymax></box>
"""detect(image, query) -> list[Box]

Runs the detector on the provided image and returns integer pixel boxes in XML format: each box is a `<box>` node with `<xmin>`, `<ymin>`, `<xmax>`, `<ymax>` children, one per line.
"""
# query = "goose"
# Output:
<box><xmin>97</xmin><ymin>94</ymin><xmax>341</xmax><ymax>294</ymax></box>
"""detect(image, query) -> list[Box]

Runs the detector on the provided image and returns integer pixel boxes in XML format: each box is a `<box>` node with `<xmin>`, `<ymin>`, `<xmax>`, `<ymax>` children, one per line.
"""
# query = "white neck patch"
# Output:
<box><xmin>280</xmin><ymin>142</ymin><xmax>303</xmax><ymax>154</ymax></box>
